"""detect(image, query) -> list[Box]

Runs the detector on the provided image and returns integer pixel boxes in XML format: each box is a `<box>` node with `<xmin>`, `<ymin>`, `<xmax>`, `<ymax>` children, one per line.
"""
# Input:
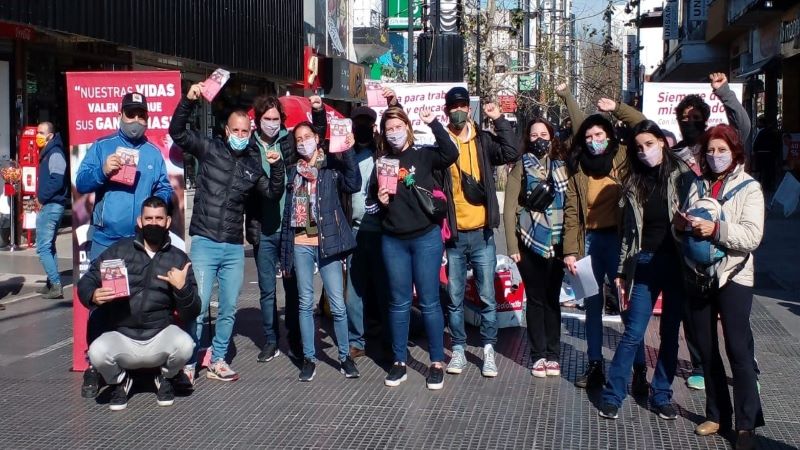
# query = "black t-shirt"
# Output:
<box><xmin>640</xmin><ymin>170</ymin><xmax>670</xmax><ymax>252</ymax></box>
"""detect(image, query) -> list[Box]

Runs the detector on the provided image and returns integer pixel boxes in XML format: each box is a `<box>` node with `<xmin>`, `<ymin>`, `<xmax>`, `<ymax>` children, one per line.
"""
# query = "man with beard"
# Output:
<box><xmin>78</xmin><ymin>196</ymin><xmax>199</xmax><ymax>411</ymax></box>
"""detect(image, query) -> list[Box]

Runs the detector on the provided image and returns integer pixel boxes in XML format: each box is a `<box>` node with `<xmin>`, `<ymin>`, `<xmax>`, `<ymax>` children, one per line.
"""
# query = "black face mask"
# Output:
<box><xmin>141</xmin><ymin>224</ymin><xmax>169</xmax><ymax>248</ymax></box>
<box><xmin>353</xmin><ymin>125</ymin><xmax>373</xmax><ymax>144</ymax></box>
<box><xmin>528</xmin><ymin>138</ymin><xmax>550</xmax><ymax>158</ymax></box>
<box><xmin>678</xmin><ymin>120</ymin><xmax>706</xmax><ymax>145</ymax></box>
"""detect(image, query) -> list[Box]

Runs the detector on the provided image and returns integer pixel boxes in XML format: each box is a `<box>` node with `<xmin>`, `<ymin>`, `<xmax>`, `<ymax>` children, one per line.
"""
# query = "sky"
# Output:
<box><xmin>572</xmin><ymin>0</ymin><xmax>609</xmax><ymax>34</ymax></box>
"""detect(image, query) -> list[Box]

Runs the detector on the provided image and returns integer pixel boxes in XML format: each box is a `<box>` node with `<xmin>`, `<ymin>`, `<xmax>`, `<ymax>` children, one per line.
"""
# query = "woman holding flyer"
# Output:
<box><xmin>503</xmin><ymin>118</ymin><xmax>569</xmax><ymax>379</ymax></box>
<box><xmin>279</xmin><ymin>121</ymin><xmax>360</xmax><ymax>382</ymax></box>
<box><xmin>365</xmin><ymin>107</ymin><xmax>458</xmax><ymax>390</ymax></box>
<box><xmin>597</xmin><ymin>120</ymin><xmax>693</xmax><ymax>421</ymax></box>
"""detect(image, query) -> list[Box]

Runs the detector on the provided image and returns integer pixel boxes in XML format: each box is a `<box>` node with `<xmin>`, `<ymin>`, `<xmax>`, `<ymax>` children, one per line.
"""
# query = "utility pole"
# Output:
<box><xmin>408</xmin><ymin>0</ymin><xmax>414</xmax><ymax>82</ymax></box>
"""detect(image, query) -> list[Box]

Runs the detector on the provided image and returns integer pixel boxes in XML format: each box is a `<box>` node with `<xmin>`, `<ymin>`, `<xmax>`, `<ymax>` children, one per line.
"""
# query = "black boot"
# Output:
<box><xmin>632</xmin><ymin>364</ymin><xmax>650</xmax><ymax>396</ymax></box>
<box><xmin>575</xmin><ymin>360</ymin><xmax>605</xmax><ymax>389</ymax></box>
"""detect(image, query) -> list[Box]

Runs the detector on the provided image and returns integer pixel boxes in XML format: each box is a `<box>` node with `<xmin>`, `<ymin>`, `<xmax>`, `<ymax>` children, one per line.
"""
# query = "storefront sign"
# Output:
<box><xmin>663</xmin><ymin>1</ymin><xmax>679</xmax><ymax>40</ymax></box>
<box><xmin>497</xmin><ymin>95</ymin><xmax>517</xmax><ymax>113</ymax></box>
<box><xmin>642</xmin><ymin>82</ymin><xmax>744</xmax><ymax>142</ymax></box>
<box><xmin>65</xmin><ymin>71</ymin><xmax>184</xmax><ymax>371</ymax></box>
<box><xmin>688</xmin><ymin>0</ymin><xmax>708</xmax><ymax>21</ymax></box>
<box><xmin>387</xmin><ymin>0</ymin><xmax>422</xmax><ymax>30</ymax></box>
<box><xmin>301</xmin><ymin>46</ymin><xmax>321</xmax><ymax>91</ymax></box>
<box><xmin>348</xmin><ymin>63</ymin><xmax>366</xmax><ymax>101</ymax></box>
<box><xmin>780</xmin><ymin>7</ymin><xmax>800</xmax><ymax>58</ymax></box>
<box><xmin>0</xmin><ymin>22</ymin><xmax>35</xmax><ymax>41</ymax></box>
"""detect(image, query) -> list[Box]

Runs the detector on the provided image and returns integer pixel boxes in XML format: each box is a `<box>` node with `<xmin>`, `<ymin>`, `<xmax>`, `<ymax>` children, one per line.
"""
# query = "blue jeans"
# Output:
<box><xmin>603</xmin><ymin>245</ymin><xmax>684</xmax><ymax>407</ymax></box>
<box><xmin>294</xmin><ymin>245</ymin><xmax>349</xmax><ymax>362</ymax></box>
<box><xmin>254</xmin><ymin>231</ymin><xmax>281</xmax><ymax>346</ymax></box>
<box><xmin>188</xmin><ymin>235</ymin><xmax>245</xmax><ymax>363</ymax></box>
<box><xmin>446</xmin><ymin>228</ymin><xmax>498</xmax><ymax>349</ymax></box>
<box><xmin>584</xmin><ymin>229</ymin><xmax>645</xmax><ymax>365</ymax></box>
<box><xmin>35</xmin><ymin>203</ymin><xmax>64</xmax><ymax>284</ymax></box>
<box><xmin>383</xmin><ymin>226</ymin><xmax>445</xmax><ymax>363</ymax></box>
<box><xmin>346</xmin><ymin>229</ymin><xmax>387</xmax><ymax>350</ymax></box>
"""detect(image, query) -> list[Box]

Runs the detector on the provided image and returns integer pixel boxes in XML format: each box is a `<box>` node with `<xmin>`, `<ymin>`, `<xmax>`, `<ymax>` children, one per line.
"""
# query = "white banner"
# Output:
<box><xmin>663</xmin><ymin>1</ymin><xmax>679</xmax><ymax>40</ymax></box>
<box><xmin>642</xmin><ymin>82</ymin><xmax>744</xmax><ymax>143</ymax></box>
<box><xmin>369</xmin><ymin>82</ymin><xmax>469</xmax><ymax>145</ymax></box>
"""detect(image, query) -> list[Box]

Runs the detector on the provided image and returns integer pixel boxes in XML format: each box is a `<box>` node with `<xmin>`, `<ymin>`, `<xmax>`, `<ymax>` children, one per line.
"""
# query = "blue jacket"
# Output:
<box><xmin>280</xmin><ymin>149</ymin><xmax>361</xmax><ymax>272</ymax></box>
<box><xmin>36</xmin><ymin>133</ymin><xmax>69</xmax><ymax>206</ymax></box>
<box><xmin>75</xmin><ymin>129</ymin><xmax>173</xmax><ymax>247</ymax></box>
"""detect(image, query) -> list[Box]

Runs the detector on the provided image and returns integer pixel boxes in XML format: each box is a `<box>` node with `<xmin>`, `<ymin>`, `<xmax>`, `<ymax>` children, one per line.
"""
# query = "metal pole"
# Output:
<box><xmin>476</xmin><ymin>1</ymin><xmax>481</xmax><ymax>102</ymax></box>
<box><xmin>408</xmin><ymin>0</ymin><xmax>414</xmax><ymax>82</ymax></box>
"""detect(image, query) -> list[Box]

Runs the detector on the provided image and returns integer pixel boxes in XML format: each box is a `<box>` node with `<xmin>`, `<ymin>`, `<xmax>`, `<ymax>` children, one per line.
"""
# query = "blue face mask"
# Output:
<box><xmin>588</xmin><ymin>138</ymin><xmax>609</xmax><ymax>155</ymax></box>
<box><xmin>228</xmin><ymin>134</ymin><xmax>249</xmax><ymax>152</ymax></box>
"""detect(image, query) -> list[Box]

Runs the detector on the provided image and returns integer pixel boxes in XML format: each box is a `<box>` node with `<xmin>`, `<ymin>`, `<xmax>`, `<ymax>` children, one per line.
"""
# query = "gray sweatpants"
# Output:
<box><xmin>88</xmin><ymin>325</ymin><xmax>195</xmax><ymax>385</ymax></box>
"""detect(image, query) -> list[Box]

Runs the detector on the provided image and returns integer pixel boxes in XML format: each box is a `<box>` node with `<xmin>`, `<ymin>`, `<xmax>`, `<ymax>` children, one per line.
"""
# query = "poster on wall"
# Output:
<box><xmin>641</xmin><ymin>82</ymin><xmax>744</xmax><ymax>144</ymax></box>
<box><xmin>65</xmin><ymin>71</ymin><xmax>184</xmax><ymax>371</ymax></box>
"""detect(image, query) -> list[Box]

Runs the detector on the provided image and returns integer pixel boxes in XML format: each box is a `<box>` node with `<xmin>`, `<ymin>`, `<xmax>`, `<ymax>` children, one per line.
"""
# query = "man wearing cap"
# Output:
<box><xmin>441</xmin><ymin>87</ymin><xmax>518</xmax><ymax>378</ymax></box>
<box><xmin>76</xmin><ymin>92</ymin><xmax>173</xmax><ymax>261</ymax></box>
<box><xmin>345</xmin><ymin>88</ymin><xmax>398</xmax><ymax>360</ymax></box>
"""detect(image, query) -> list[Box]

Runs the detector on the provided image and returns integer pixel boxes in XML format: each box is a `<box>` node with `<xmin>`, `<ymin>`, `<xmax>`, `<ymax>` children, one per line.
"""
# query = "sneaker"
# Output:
<box><xmin>206</xmin><ymin>360</ymin><xmax>240</xmax><ymax>382</ymax></box>
<box><xmin>42</xmin><ymin>283</ymin><xmax>63</xmax><ymax>299</ymax></box>
<box><xmin>384</xmin><ymin>362</ymin><xmax>407</xmax><ymax>387</ymax></box>
<box><xmin>655</xmin><ymin>403</ymin><xmax>678</xmax><ymax>420</ymax></box>
<box><xmin>299</xmin><ymin>358</ymin><xmax>316</xmax><ymax>382</ymax></box>
<box><xmin>575</xmin><ymin>360</ymin><xmax>605</xmax><ymax>389</ymax></box>
<box><xmin>426</xmin><ymin>364</ymin><xmax>445</xmax><ymax>390</ymax></box>
<box><xmin>174</xmin><ymin>366</ymin><xmax>195</xmax><ymax>391</ymax></box>
<box><xmin>109</xmin><ymin>372</ymin><xmax>132</xmax><ymax>411</ymax></box>
<box><xmin>687</xmin><ymin>375</ymin><xmax>705</xmax><ymax>390</ymax></box>
<box><xmin>545</xmin><ymin>360</ymin><xmax>561</xmax><ymax>377</ymax></box>
<box><xmin>154</xmin><ymin>374</ymin><xmax>175</xmax><ymax>407</ymax></box>
<box><xmin>531</xmin><ymin>358</ymin><xmax>547</xmax><ymax>378</ymax></box>
<box><xmin>257</xmin><ymin>343</ymin><xmax>280</xmax><ymax>363</ymax></box>
<box><xmin>446</xmin><ymin>348</ymin><xmax>467</xmax><ymax>374</ymax></box>
<box><xmin>340</xmin><ymin>356</ymin><xmax>360</xmax><ymax>378</ymax></box>
<box><xmin>481</xmin><ymin>344</ymin><xmax>498</xmax><ymax>377</ymax></box>
<box><xmin>598</xmin><ymin>403</ymin><xmax>619</xmax><ymax>419</ymax></box>
<box><xmin>36</xmin><ymin>282</ymin><xmax>51</xmax><ymax>294</ymax></box>
<box><xmin>632</xmin><ymin>365</ymin><xmax>649</xmax><ymax>396</ymax></box>
<box><xmin>81</xmin><ymin>366</ymin><xmax>100</xmax><ymax>398</ymax></box>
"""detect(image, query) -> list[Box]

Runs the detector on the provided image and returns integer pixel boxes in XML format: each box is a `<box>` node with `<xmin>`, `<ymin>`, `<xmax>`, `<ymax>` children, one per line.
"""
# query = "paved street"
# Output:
<box><xmin>0</xmin><ymin>199</ymin><xmax>798</xmax><ymax>449</ymax></box>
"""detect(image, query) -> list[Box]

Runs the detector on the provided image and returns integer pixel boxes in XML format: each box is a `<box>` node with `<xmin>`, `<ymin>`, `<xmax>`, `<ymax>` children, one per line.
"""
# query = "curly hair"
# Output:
<box><xmin>675</xmin><ymin>94</ymin><xmax>710</xmax><ymax>123</ymax></box>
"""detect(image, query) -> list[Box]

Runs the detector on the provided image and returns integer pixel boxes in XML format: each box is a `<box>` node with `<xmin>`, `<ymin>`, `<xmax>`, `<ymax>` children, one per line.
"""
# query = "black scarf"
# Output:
<box><xmin>578</xmin><ymin>143</ymin><xmax>618</xmax><ymax>176</ymax></box>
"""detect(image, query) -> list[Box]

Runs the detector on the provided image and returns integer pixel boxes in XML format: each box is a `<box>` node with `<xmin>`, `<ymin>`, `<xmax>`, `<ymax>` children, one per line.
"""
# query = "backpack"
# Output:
<box><xmin>682</xmin><ymin>178</ymin><xmax>754</xmax><ymax>296</ymax></box>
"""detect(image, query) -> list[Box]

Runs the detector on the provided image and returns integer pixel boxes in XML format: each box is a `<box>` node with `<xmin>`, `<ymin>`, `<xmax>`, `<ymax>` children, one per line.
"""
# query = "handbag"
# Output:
<box><xmin>521</xmin><ymin>176</ymin><xmax>556</xmax><ymax>213</ymax></box>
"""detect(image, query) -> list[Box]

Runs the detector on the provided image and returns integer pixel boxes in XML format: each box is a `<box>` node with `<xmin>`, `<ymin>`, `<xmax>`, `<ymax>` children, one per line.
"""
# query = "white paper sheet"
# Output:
<box><xmin>563</xmin><ymin>255</ymin><xmax>599</xmax><ymax>300</ymax></box>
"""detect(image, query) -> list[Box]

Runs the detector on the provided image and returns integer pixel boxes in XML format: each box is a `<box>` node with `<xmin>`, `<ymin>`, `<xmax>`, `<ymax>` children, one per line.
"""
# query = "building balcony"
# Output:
<box><xmin>353</xmin><ymin>9</ymin><xmax>390</xmax><ymax>63</ymax></box>
<box><xmin>651</xmin><ymin>41</ymin><xmax>727</xmax><ymax>82</ymax></box>
<box><xmin>707</xmin><ymin>0</ymin><xmax>789</xmax><ymax>43</ymax></box>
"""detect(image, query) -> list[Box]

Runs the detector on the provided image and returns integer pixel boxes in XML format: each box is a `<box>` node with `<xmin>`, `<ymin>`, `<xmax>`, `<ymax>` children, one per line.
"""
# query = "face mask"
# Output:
<box><xmin>706</xmin><ymin>152</ymin><xmax>732</xmax><ymax>174</ymax></box>
<box><xmin>637</xmin><ymin>145</ymin><xmax>663</xmax><ymax>167</ymax></box>
<box><xmin>448</xmin><ymin>110</ymin><xmax>468</xmax><ymax>131</ymax></box>
<box><xmin>120</xmin><ymin>121</ymin><xmax>147</xmax><ymax>141</ymax></box>
<box><xmin>35</xmin><ymin>136</ymin><xmax>48</xmax><ymax>148</ymax></box>
<box><xmin>587</xmin><ymin>139</ymin><xmax>609</xmax><ymax>155</ymax></box>
<box><xmin>296</xmin><ymin>138</ymin><xmax>317</xmax><ymax>158</ymax></box>
<box><xmin>386</xmin><ymin>130</ymin><xmax>408</xmax><ymax>151</ymax></box>
<box><xmin>353</xmin><ymin>125</ymin><xmax>373</xmax><ymax>144</ymax></box>
<box><xmin>260</xmin><ymin>120</ymin><xmax>280</xmax><ymax>138</ymax></box>
<box><xmin>528</xmin><ymin>138</ymin><xmax>550</xmax><ymax>157</ymax></box>
<box><xmin>679</xmin><ymin>121</ymin><xmax>705</xmax><ymax>144</ymax></box>
<box><xmin>141</xmin><ymin>224</ymin><xmax>169</xmax><ymax>248</ymax></box>
<box><xmin>228</xmin><ymin>134</ymin><xmax>249</xmax><ymax>151</ymax></box>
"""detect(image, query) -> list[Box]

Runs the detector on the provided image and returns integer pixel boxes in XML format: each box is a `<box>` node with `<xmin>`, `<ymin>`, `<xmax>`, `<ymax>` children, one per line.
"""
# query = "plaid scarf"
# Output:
<box><xmin>516</xmin><ymin>153</ymin><xmax>569</xmax><ymax>258</ymax></box>
<box><xmin>291</xmin><ymin>157</ymin><xmax>321</xmax><ymax>233</ymax></box>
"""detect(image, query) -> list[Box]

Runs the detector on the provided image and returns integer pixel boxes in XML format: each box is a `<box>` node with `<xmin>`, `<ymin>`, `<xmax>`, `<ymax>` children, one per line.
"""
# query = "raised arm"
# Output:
<box><xmin>169</xmin><ymin>83</ymin><xmax>211</xmax><ymax>159</ymax></box>
<box><xmin>711</xmin><ymin>73</ymin><xmax>751</xmax><ymax>144</ymax></box>
<box><xmin>482</xmin><ymin>102</ymin><xmax>520</xmax><ymax>165</ymax></box>
<box><xmin>556</xmin><ymin>83</ymin><xmax>586</xmax><ymax>136</ymax></box>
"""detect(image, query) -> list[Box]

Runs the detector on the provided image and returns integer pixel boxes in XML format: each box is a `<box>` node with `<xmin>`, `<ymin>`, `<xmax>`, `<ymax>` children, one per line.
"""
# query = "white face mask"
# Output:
<box><xmin>297</xmin><ymin>138</ymin><xmax>317</xmax><ymax>158</ymax></box>
<box><xmin>261</xmin><ymin>119</ymin><xmax>280</xmax><ymax>138</ymax></box>
<box><xmin>637</xmin><ymin>145</ymin><xmax>663</xmax><ymax>167</ymax></box>
<box><xmin>386</xmin><ymin>130</ymin><xmax>408</xmax><ymax>151</ymax></box>
<box><xmin>706</xmin><ymin>152</ymin><xmax>732</xmax><ymax>174</ymax></box>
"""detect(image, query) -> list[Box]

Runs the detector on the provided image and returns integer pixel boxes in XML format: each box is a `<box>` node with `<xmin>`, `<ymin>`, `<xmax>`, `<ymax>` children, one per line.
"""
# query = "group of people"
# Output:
<box><xmin>59</xmin><ymin>72</ymin><xmax>764</xmax><ymax>449</ymax></box>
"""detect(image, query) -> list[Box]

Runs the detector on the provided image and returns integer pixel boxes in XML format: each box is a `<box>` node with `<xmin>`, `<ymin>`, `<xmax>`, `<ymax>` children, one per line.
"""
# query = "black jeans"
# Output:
<box><xmin>688</xmin><ymin>281</ymin><xmax>764</xmax><ymax>430</ymax></box>
<box><xmin>682</xmin><ymin>299</ymin><xmax>704</xmax><ymax>376</ymax></box>
<box><xmin>518</xmin><ymin>245</ymin><xmax>564</xmax><ymax>361</ymax></box>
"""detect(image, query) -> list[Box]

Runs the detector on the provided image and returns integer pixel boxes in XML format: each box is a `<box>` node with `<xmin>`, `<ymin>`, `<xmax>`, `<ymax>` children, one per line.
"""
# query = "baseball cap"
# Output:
<box><xmin>351</xmin><ymin>106</ymin><xmax>377</xmax><ymax>122</ymax></box>
<box><xmin>121</xmin><ymin>92</ymin><xmax>148</xmax><ymax>113</ymax></box>
<box><xmin>445</xmin><ymin>87</ymin><xmax>470</xmax><ymax>107</ymax></box>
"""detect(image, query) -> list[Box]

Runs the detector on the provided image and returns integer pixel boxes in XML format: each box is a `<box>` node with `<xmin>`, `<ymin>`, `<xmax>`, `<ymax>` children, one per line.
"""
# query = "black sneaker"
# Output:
<box><xmin>81</xmin><ymin>367</ymin><xmax>100</xmax><ymax>398</ymax></box>
<box><xmin>109</xmin><ymin>373</ymin><xmax>132</xmax><ymax>411</ymax></box>
<box><xmin>154</xmin><ymin>374</ymin><xmax>175</xmax><ymax>407</ymax></box>
<box><xmin>298</xmin><ymin>358</ymin><xmax>316</xmax><ymax>382</ymax></box>
<box><xmin>632</xmin><ymin>364</ymin><xmax>649</xmax><ymax>396</ymax></box>
<box><xmin>598</xmin><ymin>403</ymin><xmax>619</xmax><ymax>419</ymax></box>
<box><xmin>575</xmin><ymin>360</ymin><xmax>605</xmax><ymax>389</ymax></box>
<box><xmin>655</xmin><ymin>403</ymin><xmax>678</xmax><ymax>420</ymax></box>
<box><xmin>384</xmin><ymin>362</ymin><xmax>407</xmax><ymax>387</ymax></box>
<box><xmin>340</xmin><ymin>356</ymin><xmax>360</xmax><ymax>378</ymax></box>
<box><xmin>257</xmin><ymin>343</ymin><xmax>281</xmax><ymax>363</ymax></box>
<box><xmin>426</xmin><ymin>365</ymin><xmax>444</xmax><ymax>390</ymax></box>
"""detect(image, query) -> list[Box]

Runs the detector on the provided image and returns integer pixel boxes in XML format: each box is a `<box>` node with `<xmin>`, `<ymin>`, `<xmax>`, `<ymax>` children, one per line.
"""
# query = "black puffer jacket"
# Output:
<box><xmin>170</xmin><ymin>97</ymin><xmax>285</xmax><ymax>244</ymax></box>
<box><xmin>78</xmin><ymin>233</ymin><xmax>200</xmax><ymax>341</ymax></box>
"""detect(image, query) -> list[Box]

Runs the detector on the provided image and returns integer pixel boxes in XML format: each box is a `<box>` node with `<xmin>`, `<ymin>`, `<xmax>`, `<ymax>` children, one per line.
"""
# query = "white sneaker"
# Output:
<box><xmin>481</xmin><ymin>344</ymin><xmax>498</xmax><ymax>377</ymax></box>
<box><xmin>446</xmin><ymin>349</ymin><xmax>467</xmax><ymax>374</ymax></box>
